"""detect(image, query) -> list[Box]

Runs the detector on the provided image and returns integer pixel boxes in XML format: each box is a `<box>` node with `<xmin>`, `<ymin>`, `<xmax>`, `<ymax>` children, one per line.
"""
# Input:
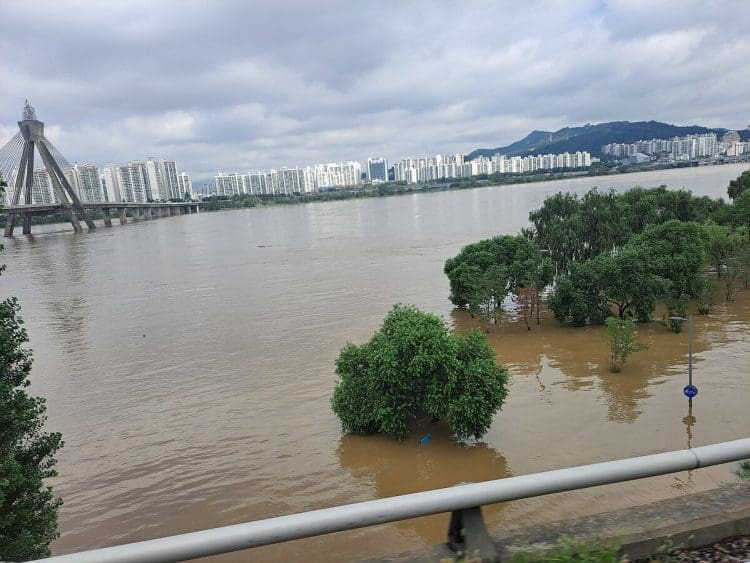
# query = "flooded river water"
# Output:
<box><xmin>2</xmin><ymin>164</ymin><xmax>749</xmax><ymax>561</ymax></box>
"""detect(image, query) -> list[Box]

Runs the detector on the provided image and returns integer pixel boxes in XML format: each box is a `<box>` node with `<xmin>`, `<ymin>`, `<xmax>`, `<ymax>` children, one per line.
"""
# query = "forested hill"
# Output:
<box><xmin>466</xmin><ymin>121</ymin><xmax>750</xmax><ymax>160</ymax></box>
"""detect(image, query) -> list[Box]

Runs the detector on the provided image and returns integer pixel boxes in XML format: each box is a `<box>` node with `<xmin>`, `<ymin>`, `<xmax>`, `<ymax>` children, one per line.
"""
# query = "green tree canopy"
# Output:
<box><xmin>529</xmin><ymin>186</ymin><xmax>729</xmax><ymax>274</ymax></box>
<box><xmin>728</xmin><ymin>169</ymin><xmax>750</xmax><ymax>200</ymax></box>
<box><xmin>1</xmin><ymin>181</ymin><xmax>64</xmax><ymax>561</ymax></box>
<box><xmin>628</xmin><ymin>220</ymin><xmax>707</xmax><ymax>298</ymax></box>
<box><xmin>604</xmin><ymin>317</ymin><xmax>647</xmax><ymax>373</ymax></box>
<box><xmin>703</xmin><ymin>222</ymin><xmax>746</xmax><ymax>277</ymax></box>
<box><xmin>331</xmin><ymin>305</ymin><xmax>508</xmax><ymax>441</ymax></box>
<box><xmin>444</xmin><ymin>235</ymin><xmax>541</xmax><ymax>321</ymax></box>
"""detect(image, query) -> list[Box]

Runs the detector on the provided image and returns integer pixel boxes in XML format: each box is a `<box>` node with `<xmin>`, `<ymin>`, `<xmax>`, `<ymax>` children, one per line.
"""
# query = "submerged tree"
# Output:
<box><xmin>331</xmin><ymin>305</ymin><xmax>508</xmax><ymax>441</ymax></box>
<box><xmin>1</xmin><ymin>182</ymin><xmax>64</xmax><ymax>561</ymax></box>
<box><xmin>604</xmin><ymin>317</ymin><xmax>647</xmax><ymax>373</ymax></box>
<box><xmin>444</xmin><ymin>235</ymin><xmax>544</xmax><ymax>323</ymax></box>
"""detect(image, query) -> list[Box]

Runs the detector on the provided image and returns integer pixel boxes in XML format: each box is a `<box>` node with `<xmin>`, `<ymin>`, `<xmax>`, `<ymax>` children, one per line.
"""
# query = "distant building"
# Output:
<box><xmin>623</xmin><ymin>152</ymin><xmax>651</xmax><ymax>165</ymax></box>
<box><xmin>722</xmin><ymin>130</ymin><xmax>741</xmax><ymax>145</ymax></box>
<box><xmin>178</xmin><ymin>172</ymin><xmax>193</xmax><ymax>198</ymax></box>
<box><xmin>32</xmin><ymin>168</ymin><xmax>55</xmax><ymax>204</ymax></box>
<box><xmin>393</xmin><ymin>151</ymin><xmax>590</xmax><ymax>184</ymax></box>
<box><xmin>75</xmin><ymin>164</ymin><xmax>104</xmax><ymax>202</ymax></box>
<box><xmin>602</xmin><ymin>133</ymin><xmax>723</xmax><ymax>160</ymax></box>
<box><xmin>100</xmin><ymin>165</ymin><xmax>122</xmax><ymax>202</ymax></box>
<box><xmin>160</xmin><ymin>160</ymin><xmax>180</xmax><ymax>200</ymax></box>
<box><xmin>367</xmin><ymin>157</ymin><xmax>388</xmax><ymax>182</ymax></box>
<box><xmin>117</xmin><ymin>162</ymin><xmax>148</xmax><ymax>202</ymax></box>
<box><xmin>143</xmin><ymin>158</ymin><xmax>165</xmax><ymax>201</ymax></box>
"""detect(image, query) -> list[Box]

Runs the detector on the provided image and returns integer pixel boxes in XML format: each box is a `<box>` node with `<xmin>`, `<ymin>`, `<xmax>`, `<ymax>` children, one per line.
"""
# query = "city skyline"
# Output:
<box><xmin>1</xmin><ymin>1</ymin><xmax>749</xmax><ymax>184</ymax></box>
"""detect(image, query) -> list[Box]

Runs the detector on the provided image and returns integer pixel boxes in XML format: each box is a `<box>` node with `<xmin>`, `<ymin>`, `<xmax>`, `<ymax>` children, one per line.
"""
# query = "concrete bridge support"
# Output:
<box><xmin>102</xmin><ymin>208</ymin><xmax>112</xmax><ymax>227</ymax></box>
<box><xmin>119</xmin><ymin>208</ymin><xmax>127</xmax><ymax>224</ymax></box>
<box><xmin>68</xmin><ymin>209</ymin><xmax>82</xmax><ymax>233</ymax></box>
<box><xmin>22</xmin><ymin>215</ymin><xmax>32</xmax><ymax>235</ymax></box>
<box><xmin>3</xmin><ymin>215</ymin><xmax>16</xmax><ymax>237</ymax></box>
<box><xmin>144</xmin><ymin>208</ymin><xmax>152</xmax><ymax>220</ymax></box>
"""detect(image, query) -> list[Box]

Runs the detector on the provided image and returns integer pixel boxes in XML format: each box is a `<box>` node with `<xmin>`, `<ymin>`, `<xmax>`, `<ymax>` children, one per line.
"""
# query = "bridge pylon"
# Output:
<box><xmin>2</xmin><ymin>100</ymin><xmax>95</xmax><ymax>236</ymax></box>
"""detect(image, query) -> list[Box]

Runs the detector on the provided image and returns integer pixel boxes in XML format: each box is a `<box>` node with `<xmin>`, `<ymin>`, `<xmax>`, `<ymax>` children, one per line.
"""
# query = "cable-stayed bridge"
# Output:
<box><xmin>0</xmin><ymin>101</ymin><xmax>199</xmax><ymax>237</ymax></box>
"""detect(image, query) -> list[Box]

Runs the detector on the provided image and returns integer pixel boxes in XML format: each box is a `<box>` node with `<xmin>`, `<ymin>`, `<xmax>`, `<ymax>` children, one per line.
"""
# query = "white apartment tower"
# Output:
<box><xmin>144</xmin><ymin>158</ymin><xmax>165</xmax><ymax>201</ymax></box>
<box><xmin>101</xmin><ymin>164</ymin><xmax>123</xmax><ymax>202</ymax></box>
<box><xmin>161</xmin><ymin>160</ymin><xmax>180</xmax><ymax>200</ymax></box>
<box><xmin>177</xmin><ymin>172</ymin><xmax>193</xmax><ymax>198</ymax></box>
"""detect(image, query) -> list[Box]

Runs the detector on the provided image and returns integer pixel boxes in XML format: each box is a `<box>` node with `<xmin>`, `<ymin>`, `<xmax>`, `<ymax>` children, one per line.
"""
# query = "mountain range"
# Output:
<box><xmin>466</xmin><ymin>120</ymin><xmax>750</xmax><ymax>160</ymax></box>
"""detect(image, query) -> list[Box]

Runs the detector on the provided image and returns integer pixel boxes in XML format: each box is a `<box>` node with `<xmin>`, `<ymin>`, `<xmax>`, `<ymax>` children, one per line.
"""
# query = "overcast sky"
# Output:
<box><xmin>1</xmin><ymin>0</ymin><xmax>749</xmax><ymax>184</ymax></box>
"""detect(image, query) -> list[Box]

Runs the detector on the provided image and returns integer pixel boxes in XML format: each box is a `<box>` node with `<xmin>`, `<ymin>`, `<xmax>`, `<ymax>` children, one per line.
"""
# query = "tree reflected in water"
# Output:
<box><xmin>336</xmin><ymin>422</ymin><xmax>510</xmax><ymax>545</ymax></box>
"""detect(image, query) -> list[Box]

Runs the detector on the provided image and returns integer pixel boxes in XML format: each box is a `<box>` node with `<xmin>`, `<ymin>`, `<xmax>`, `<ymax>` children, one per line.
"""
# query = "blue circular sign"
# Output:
<box><xmin>683</xmin><ymin>385</ymin><xmax>698</xmax><ymax>398</ymax></box>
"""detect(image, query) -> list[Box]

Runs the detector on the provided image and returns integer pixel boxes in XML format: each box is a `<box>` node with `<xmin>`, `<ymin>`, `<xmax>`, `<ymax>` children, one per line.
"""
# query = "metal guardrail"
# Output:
<box><xmin>38</xmin><ymin>438</ymin><xmax>750</xmax><ymax>563</ymax></box>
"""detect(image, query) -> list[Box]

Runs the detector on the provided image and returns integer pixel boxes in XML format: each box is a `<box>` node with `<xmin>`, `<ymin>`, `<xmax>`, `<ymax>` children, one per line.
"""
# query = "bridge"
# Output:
<box><xmin>0</xmin><ymin>101</ymin><xmax>200</xmax><ymax>236</ymax></box>
<box><xmin>2</xmin><ymin>201</ymin><xmax>201</xmax><ymax>235</ymax></box>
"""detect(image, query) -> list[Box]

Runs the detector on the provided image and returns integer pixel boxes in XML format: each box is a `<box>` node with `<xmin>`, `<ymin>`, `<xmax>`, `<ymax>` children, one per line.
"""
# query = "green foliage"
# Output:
<box><xmin>547</xmin><ymin>261</ymin><xmax>609</xmax><ymax>326</ymax></box>
<box><xmin>547</xmin><ymin>243</ymin><xmax>666</xmax><ymax>326</ymax></box>
<box><xmin>697</xmin><ymin>276</ymin><xmax>717</xmax><ymax>315</ymax></box>
<box><xmin>735</xmin><ymin>459</ymin><xmax>750</xmax><ymax>481</ymax></box>
<box><xmin>664</xmin><ymin>294</ymin><xmax>689</xmax><ymax>333</ymax></box>
<box><xmin>529</xmin><ymin>187</ymin><xmax>727</xmax><ymax>276</ymax></box>
<box><xmin>0</xmin><ymin>180</ymin><xmax>64</xmax><ymax>561</ymax></box>
<box><xmin>629</xmin><ymin>220</ymin><xmax>707</xmax><ymax>299</ymax></box>
<box><xmin>604</xmin><ymin>317</ymin><xmax>647</xmax><ymax>373</ymax></box>
<box><xmin>724</xmin><ymin>246</ymin><xmax>750</xmax><ymax>302</ymax></box>
<box><xmin>703</xmin><ymin>222</ymin><xmax>745</xmax><ymax>277</ymax></box>
<box><xmin>331</xmin><ymin>305</ymin><xmax>508</xmax><ymax>441</ymax></box>
<box><xmin>444</xmin><ymin>235</ymin><xmax>541</xmax><ymax>322</ymax></box>
<box><xmin>728</xmin><ymin>189</ymin><xmax>750</xmax><ymax>228</ymax></box>
<box><xmin>727</xmin><ymin>169</ymin><xmax>750</xmax><ymax>200</ymax></box>
<box><xmin>511</xmin><ymin>536</ymin><xmax>624</xmax><ymax>562</ymax></box>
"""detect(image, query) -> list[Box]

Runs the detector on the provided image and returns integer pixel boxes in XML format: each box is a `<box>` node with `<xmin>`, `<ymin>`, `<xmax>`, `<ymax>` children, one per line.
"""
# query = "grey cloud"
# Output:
<box><xmin>1</xmin><ymin>0</ymin><xmax>749</xmax><ymax>184</ymax></box>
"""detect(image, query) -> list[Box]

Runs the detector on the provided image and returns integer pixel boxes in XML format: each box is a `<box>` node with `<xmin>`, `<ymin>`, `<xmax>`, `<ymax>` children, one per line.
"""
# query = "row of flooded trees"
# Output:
<box><xmin>333</xmin><ymin>175</ymin><xmax>750</xmax><ymax>440</ymax></box>
<box><xmin>443</xmin><ymin>176</ymin><xmax>750</xmax><ymax>371</ymax></box>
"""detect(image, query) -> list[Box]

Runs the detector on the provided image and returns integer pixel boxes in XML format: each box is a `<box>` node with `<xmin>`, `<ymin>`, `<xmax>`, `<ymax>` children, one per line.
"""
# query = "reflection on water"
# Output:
<box><xmin>337</xmin><ymin>425</ymin><xmax>510</xmax><ymax>543</ymax></box>
<box><xmin>0</xmin><ymin>165</ymin><xmax>748</xmax><ymax>561</ymax></box>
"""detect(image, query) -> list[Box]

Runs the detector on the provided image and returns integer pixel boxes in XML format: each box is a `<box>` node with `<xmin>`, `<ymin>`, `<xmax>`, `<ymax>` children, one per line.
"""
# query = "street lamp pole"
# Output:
<box><xmin>669</xmin><ymin>315</ymin><xmax>694</xmax><ymax>407</ymax></box>
<box><xmin>688</xmin><ymin>315</ymin><xmax>693</xmax><ymax>392</ymax></box>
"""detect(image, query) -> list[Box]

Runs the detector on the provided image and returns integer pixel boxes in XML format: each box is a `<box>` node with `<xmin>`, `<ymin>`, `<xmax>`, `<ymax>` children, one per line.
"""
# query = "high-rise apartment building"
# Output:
<box><xmin>32</xmin><ymin>168</ymin><xmax>55</xmax><ymax>204</ymax></box>
<box><xmin>160</xmin><ymin>160</ymin><xmax>180</xmax><ymax>200</ymax></box>
<box><xmin>70</xmin><ymin>163</ymin><xmax>104</xmax><ymax>202</ymax></box>
<box><xmin>118</xmin><ymin>162</ymin><xmax>148</xmax><ymax>202</ymax></box>
<box><xmin>101</xmin><ymin>164</ymin><xmax>122</xmax><ymax>202</ymax></box>
<box><xmin>178</xmin><ymin>172</ymin><xmax>193</xmax><ymax>198</ymax></box>
<box><xmin>144</xmin><ymin>158</ymin><xmax>165</xmax><ymax>201</ymax></box>
<box><xmin>367</xmin><ymin>157</ymin><xmax>388</xmax><ymax>182</ymax></box>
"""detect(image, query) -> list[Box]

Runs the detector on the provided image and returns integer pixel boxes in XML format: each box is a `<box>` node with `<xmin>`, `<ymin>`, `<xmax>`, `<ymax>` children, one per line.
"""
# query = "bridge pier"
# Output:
<box><xmin>22</xmin><ymin>215</ymin><xmax>32</xmax><ymax>235</ymax></box>
<box><xmin>4</xmin><ymin>214</ymin><xmax>17</xmax><ymax>237</ymax></box>
<box><xmin>119</xmin><ymin>208</ymin><xmax>127</xmax><ymax>224</ymax></box>
<box><xmin>67</xmin><ymin>209</ymin><xmax>82</xmax><ymax>233</ymax></box>
<box><xmin>102</xmin><ymin>208</ymin><xmax>112</xmax><ymax>227</ymax></box>
<box><xmin>144</xmin><ymin>207</ymin><xmax>152</xmax><ymax>220</ymax></box>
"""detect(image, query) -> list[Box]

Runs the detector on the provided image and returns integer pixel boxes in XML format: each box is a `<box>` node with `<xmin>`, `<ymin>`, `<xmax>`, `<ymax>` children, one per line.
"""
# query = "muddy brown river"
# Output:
<box><xmin>2</xmin><ymin>164</ymin><xmax>749</xmax><ymax>561</ymax></box>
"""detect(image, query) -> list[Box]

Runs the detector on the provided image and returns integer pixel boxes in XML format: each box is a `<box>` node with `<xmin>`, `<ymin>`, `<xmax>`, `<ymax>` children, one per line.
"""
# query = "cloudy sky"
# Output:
<box><xmin>1</xmin><ymin>0</ymin><xmax>749</xmax><ymax>184</ymax></box>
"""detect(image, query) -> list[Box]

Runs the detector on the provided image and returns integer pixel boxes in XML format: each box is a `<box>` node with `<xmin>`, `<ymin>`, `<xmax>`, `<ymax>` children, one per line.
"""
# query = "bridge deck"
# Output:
<box><xmin>2</xmin><ymin>202</ymin><xmax>201</xmax><ymax>214</ymax></box>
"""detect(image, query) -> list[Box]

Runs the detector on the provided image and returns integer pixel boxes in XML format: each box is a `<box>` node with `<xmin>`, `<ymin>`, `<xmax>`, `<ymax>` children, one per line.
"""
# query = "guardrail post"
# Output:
<box><xmin>447</xmin><ymin>506</ymin><xmax>499</xmax><ymax>562</ymax></box>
